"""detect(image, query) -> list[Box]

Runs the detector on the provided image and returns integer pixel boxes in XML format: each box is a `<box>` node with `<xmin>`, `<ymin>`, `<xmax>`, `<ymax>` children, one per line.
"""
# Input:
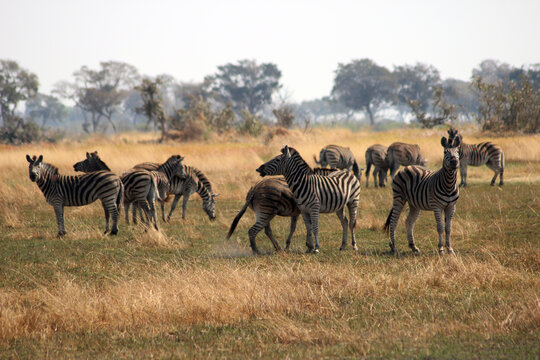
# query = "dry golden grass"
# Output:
<box><xmin>1</xmin><ymin>126</ymin><xmax>539</xmax><ymax>358</ymax></box>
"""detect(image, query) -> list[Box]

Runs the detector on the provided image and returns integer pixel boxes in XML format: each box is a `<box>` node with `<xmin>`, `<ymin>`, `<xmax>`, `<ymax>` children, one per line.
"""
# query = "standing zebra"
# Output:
<box><xmin>364</xmin><ymin>144</ymin><xmax>390</xmax><ymax>188</ymax></box>
<box><xmin>227</xmin><ymin>177</ymin><xmax>300</xmax><ymax>254</ymax></box>
<box><xmin>386</xmin><ymin>142</ymin><xmax>426</xmax><ymax>180</ymax></box>
<box><xmin>383</xmin><ymin>136</ymin><xmax>461</xmax><ymax>255</ymax></box>
<box><xmin>26</xmin><ymin>154</ymin><xmax>123</xmax><ymax>237</ymax></box>
<box><xmin>134</xmin><ymin>162</ymin><xmax>218</xmax><ymax>221</ymax></box>
<box><xmin>313</xmin><ymin>144</ymin><xmax>362</xmax><ymax>180</ymax></box>
<box><xmin>257</xmin><ymin>146</ymin><xmax>361</xmax><ymax>253</ymax></box>
<box><xmin>447</xmin><ymin>128</ymin><xmax>504</xmax><ymax>187</ymax></box>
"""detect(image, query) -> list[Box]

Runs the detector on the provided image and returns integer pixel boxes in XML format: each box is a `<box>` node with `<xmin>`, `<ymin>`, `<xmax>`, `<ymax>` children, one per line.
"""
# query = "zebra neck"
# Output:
<box><xmin>436</xmin><ymin>166</ymin><xmax>458</xmax><ymax>191</ymax></box>
<box><xmin>196</xmin><ymin>180</ymin><xmax>210</xmax><ymax>202</ymax></box>
<box><xmin>36</xmin><ymin>171</ymin><xmax>59</xmax><ymax>196</ymax></box>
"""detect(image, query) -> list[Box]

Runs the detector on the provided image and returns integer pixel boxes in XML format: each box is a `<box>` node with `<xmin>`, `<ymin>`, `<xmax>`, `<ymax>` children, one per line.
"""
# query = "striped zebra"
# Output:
<box><xmin>364</xmin><ymin>144</ymin><xmax>390</xmax><ymax>188</ymax></box>
<box><xmin>383</xmin><ymin>135</ymin><xmax>461</xmax><ymax>255</ymax></box>
<box><xmin>227</xmin><ymin>168</ymin><xmax>337</xmax><ymax>254</ymax></box>
<box><xmin>120</xmin><ymin>169</ymin><xmax>170</xmax><ymax>230</ymax></box>
<box><xmin>447</xmin><ymin>128</ymin><xmax>504</xmax><ymax>187</ymax></box>
<box><xmin>257</xmin><ymin>146</ymin><xmax>361</xmax><ymax>253</ymax></box>
<box><xmin>26</xmin><ymin>154</ymin><xmax>123</xmax><ymax>237</ymax></box>
<box><xmin>134</xmin><ymin>162</ymin><xmax>218</xmax><ymax>221</ymax></box>
<box><xmin>386</xmin><ymin>142</ymin><xmax>426</xmax><ymax>180</ymax></box>
<box><xmin>313</xmin><ymin>144</ymin><xmax>361</xmax><ymax>180</ymax></box>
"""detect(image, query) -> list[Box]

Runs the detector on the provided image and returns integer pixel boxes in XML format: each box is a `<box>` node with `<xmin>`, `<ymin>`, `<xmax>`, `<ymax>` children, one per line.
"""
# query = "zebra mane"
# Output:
<box><xmin>93</xmin><ymin>154</ymin><xmax>110</xmax><ymax>171</ymax></box>
<box><xmin>286</xmin><ymin>146</ymin><xmax>313</xmax><ymax>174</ymax></box>
<box><xmin>42</xmin><ymin>162</ymin><xmax>59</xmax><ymax>175</ymax></box>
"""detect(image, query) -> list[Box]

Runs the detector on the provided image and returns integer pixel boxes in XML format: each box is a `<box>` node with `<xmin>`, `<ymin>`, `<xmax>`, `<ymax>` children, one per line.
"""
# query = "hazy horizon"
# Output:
<box><xmin>2</xmin><ymin>0</ymin><xmax>539</xmax><ymax>102</ymax></box>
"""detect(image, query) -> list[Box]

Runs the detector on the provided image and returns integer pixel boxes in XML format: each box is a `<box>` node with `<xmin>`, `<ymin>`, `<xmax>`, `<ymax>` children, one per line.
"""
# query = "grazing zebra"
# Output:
<box><xmin>120</xmin><ymin>169</ymin><xmax>170</xmax><ymax>230</ymax></box>
<box><xmin>365</xmin><ymin>144</ymin><xmax>390</xmax><ymax>188</ymax></box>
<box><xmin>257</xmin><ymin>146</ymin><xmax>361</xmax><ymax>253</ymax></box>
<box><xmin>383</xmin><ymin>135</ymin><xmax>461</xmax><ymax>255</ymax></box>
<box><xmin>386</xmin><ymin>142</ymin><xmax>426</xmax><ymax>180</ymax></box>
<box><xmin>447</xmin><ymin>128</ymin><xmax>504</xmax><ymax>187</ymax></box>
<box><xmin>227</xmin><ymin>168</ymin><xmax>337</xmax><ymax>254</ymax></box>
<box><xmin>314</xmin><ymin>144</ymin><xmax>361</xmax><ymax>180</ymax></box>
<box><xmin>26</xmin><ymin>154</ymin><xmax>123</xmax><ymax>237</ymax></box>
<box><xmin>134</xmin><ymin>162</ymin><xmax>218</xmax><ymax>221</ymax></box>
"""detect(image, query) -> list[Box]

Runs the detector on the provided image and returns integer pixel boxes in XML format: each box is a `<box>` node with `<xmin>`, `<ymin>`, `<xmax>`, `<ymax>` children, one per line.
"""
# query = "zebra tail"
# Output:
<box><xmin>352</xmin><ymin>160</ymin><xmax>361</xmax><ymax>180</ymax></box>
<box><xmin>116</xmin><ymin>181</ymin><xmax>124</xmax><ymax>216</ymax></box>
<box><xmin>227</xmin><ymin>200</ymin><xmax>250</xmax><ymax>239</ymax></box>
<box><xmin>383</xmin><ymin>208</ymin><xmax>393</xmax><ymax>234</ymax></box>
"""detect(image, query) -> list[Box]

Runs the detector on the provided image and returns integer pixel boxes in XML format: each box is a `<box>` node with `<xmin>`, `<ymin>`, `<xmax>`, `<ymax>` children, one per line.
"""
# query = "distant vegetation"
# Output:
<box><xmin>1</xmin><ymin>58</ymin><xmax>539</xmax><ymax>144</ymax></box>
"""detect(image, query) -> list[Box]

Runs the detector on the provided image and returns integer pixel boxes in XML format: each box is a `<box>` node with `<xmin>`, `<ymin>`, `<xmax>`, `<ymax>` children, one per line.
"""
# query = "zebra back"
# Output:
<box><xmin>386</xmin><ymin>142</ymin><xmax>425</xmax><ymax>167</ymax></box>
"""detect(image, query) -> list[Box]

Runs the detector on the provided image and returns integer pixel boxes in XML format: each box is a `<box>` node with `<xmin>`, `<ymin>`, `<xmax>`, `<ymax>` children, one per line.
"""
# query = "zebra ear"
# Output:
<box><xmin>86</xmin><ymin>152</ymin><xmax>91</xmax><ymax>158</ymax></box>
<box><xmin>441</xmin><ymin>137</ymin><xmax>448</xmax><ymax>148</ymax></box>
<box><xmin>282</xmin><ymin>145</ymin><xmax>290</xmax><ymax>157</ymax></box>
<box><xmin>26</xmin><ymin>155</ymin><xmax>33</xmax><ymax>163</ymax></box>
<box><xmin>37</xmin><ymin>155</ymin><xmax>43</xmax><ymax>164</ymax></box>
<box><xmin>452</xmin><ymin>135</ymin><xmax>461</xmax><ymax>147</ymax></box>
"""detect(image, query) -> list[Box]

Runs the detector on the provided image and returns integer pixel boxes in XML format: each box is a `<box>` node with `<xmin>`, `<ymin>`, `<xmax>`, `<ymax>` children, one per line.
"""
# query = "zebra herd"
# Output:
<box><xmin>26</xmin><ymin>128</ymin><xmax>504</xmax><ymax>255</ymax></box>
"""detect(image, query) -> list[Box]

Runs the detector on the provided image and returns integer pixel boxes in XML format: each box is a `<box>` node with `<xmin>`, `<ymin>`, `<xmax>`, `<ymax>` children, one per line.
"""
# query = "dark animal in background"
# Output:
<box><xmin>386</xmin><ymin>142</ymin><xmax>426</xmax><ymax>180</ymax></box>
<box><xmin>314</xmin><ymin>144</ymin><xmax>362</xmax><ymax>180</ymax></box>
<box><xmin>364</xmin><ymin>144</ymin><xmax>390</xmax><ymax>188</ymax></box>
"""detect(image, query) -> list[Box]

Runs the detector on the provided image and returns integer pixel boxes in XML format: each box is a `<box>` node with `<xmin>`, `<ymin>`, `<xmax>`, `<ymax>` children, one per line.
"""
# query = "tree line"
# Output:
<box><xmin>1</xmin><ymin>58</ymin><xmax>538</xmax><ymax>144</ymax></box>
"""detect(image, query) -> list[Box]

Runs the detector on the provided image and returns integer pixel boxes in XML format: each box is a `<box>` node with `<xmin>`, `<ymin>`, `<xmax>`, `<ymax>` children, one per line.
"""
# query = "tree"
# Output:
<box><xmin>393</xmin><ymin>63</ymin><xmax>441</xmax><ymax>115</ymax></box>
<box><xmin>472</xmin><ymin>59</ymin><xmax>512</xmax><ymax>85</ymax></box>
<box><xmin>408</xmin><ymin>87</ymin><xmax>458</xmax><ymax>128</ymax></box>
<box><xmin>55</xmin><ymin>61</ymin><xmax>139</xmax><ymax>133</ymax></box>
<box><xmin>331</xmin><ymin>59</ymin><xmax>395</xmax><ymax>125</ymax></box>
<box><xmin>205</xmin><ymin>59</ymin><xmax>282</xmax><ymax>114</ymax></box>
<box><xmin>0</xmin><ymin>59</ymin><xmax>39</xmax><ymax>143</ymax></box>
<box><xmin>442</xmin><ymin>79</ymin><xmax>479</xmax><ymax>120</ymax></box>
<box><xmin>136</xmin><ymin>77</ymin><xmax>168</xmax><ymax>141</ymax></box>
<box><xmin>25</xmin><ymin>93</ymin><xmax>67</xmax><ymax>128</ymax></box>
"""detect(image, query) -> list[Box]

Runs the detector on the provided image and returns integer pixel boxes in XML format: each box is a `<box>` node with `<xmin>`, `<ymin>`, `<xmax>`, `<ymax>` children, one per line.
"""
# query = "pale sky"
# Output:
<box><xmin>2</xmin><ymin>0</ymin><xmax>539</xmax><ymax>102</ymax></box>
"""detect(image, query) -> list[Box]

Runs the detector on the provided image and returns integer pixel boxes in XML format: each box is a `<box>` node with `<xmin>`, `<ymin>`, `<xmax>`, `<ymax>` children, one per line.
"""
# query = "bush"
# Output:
<box><xmin>238</xmin><ymin>110</ymin><xmax>264</xmax><ymax>136</ymax></box>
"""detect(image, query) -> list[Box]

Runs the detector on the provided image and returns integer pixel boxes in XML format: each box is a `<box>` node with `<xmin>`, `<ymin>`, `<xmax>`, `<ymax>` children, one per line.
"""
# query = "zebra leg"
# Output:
<box><xmin>147</xmin><ymin>196</ymin><xmax>159</xmax><ymax>230</ymax></box>
<box><xmin>264</xmin><ymin>223</ymin><xmax>283</xmax><ymax>252</ymax></box>
<box><xmin>53</xmin><ymin>204</ymin><xmax>67</xmax><ymax>237</ymax></box>
<box><xmin>347</xmin><ymin>200</ymin><xmax>358</xmax><ymax>251</ymax></box>
<box><xmin>181</xmin><ymin>193</ymin><xmax>191</xmax><ymax>220</ymax></box>
<box><xmin>124</xmin><ymin>201</ymin><xmax>131</xmax><ymax>224</ymax></box>
<box><xmin>434</xmin><ymin>208</ymin><xmax>445</xmax><ymax>254</ymax></box>
<box><xmin>310</xmin><ymin>209</ymin><xmax>321</xmax><ymax>253</ymax></box>
<box><xmin>459</xmin><ymin>164</ymin><xmax>467</xmax><ymax>187</ymax></box>
<box><xmin>365</xmin><ymin>162</ymin><xmax>371</xmax><ymax>187</ymax></box>
<box><xmin>487</xmin><ymin>160</ymin><xmax>503</xmax><ymax>186</ymax></box>
<box><xmin>388</xmin><ymin>202</ymin><xmax>404</xmax><ymax>254</ymax></box>
<box><xmin>161</xmin><ymin>201</ymin><xmax>166</xmax><ymax>223</ymax></box>
<box><xmin>285</xmin><ymin>215</ymin><xmax>299</xmax><ymax>250</ymax></box>
<box><xmin>336</xmin><ymin>208</ymin><xmax>349</xmax><ymax>251</ymax></box>
<box><xmin>102</xmin><ymin>202</ymin><xmax>110</xmax><ymax>234</ymax></box>
<box><xmin>301</xmin><ymin>212</ymin><xmax>314</xmax><ymax>253</ymax></box>
<box><xmin>405</xmin><ymin>206</ymin><xmax>420</xmax><ymax>253</ymax></box>
<box><xmin>248</xmin><ymin>222</ymin><xmax>264</xmax><ymax>254</ymax></box>
<box><xmin>444</xmin><ymin>205</ymin><xmax>456</xmax><ymax>254</ymax></box>
<box><xmin>373</xmin><ymin>167</ymin><xmax>378</xmax><ymax>188</ymax></box>
<box><xmin>167</xmin><ymin>194</ymin><xmax>182</xmax><ymax>221</ymax></box>
<box><xmin>389</xmin><ymin>163</ymin><xmax>399</xmax><ymax>180</ymax></box>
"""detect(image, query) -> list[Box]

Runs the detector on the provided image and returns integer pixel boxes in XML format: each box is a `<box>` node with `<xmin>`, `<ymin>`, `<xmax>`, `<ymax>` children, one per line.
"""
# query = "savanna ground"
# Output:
<box><xmin>0</xmin><ymin>127</ymin><xmax>539</xmax><ymax>359</ymax></box>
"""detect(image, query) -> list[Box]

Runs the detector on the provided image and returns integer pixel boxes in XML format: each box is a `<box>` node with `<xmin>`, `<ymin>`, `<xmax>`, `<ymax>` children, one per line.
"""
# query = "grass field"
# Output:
<box><xmin>1</xmin><ymin>127</ymin><xmax>539</xmax><ymax>359</ymax></box>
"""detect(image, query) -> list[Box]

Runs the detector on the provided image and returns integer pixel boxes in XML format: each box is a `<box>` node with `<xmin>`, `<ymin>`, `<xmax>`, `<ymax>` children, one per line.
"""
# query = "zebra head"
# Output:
<box><xmin>73</xmin><ymin>151</ymin><xmax>111</xmax><ymax>172</ymax></box>
<box><xmin>441</xmin><ymin>136</ymin><xmax>461</xmax><ymax>170</ymax></box>
<box><xmin>256</xmin><ymin>146</ymin><xmax>294</xmax><ymax>176</ymax></box>
<box><xmin>26</xmin><ymin>154</ymin><xmax>44</xmax><ymax>182</ymax></box>
<box><xmin>203</xmin><ymin>194</ymin><xmax>219</xmax><ymax>221</ymax></box>
<box><xmin>164</xmin><ymin>155</ymin><xmax>186</xmax><ymax>178</ymax></box>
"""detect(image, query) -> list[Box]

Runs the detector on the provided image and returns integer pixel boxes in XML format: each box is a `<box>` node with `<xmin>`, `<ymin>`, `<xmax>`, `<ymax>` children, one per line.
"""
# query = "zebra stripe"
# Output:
<box><xmin>313</xmin><ymin>144</ymin><xmax>361</xmax><ymax>180</ymax></box>
<box><xmin>257</xmin><ymin>146</ymin><xmax>361</xmax><ymax>253</ymax></box>
<box><xmin>120</xmin><ymin>169</ymin><xmax>169</xmax><ymax>230</ymax></box>
<box><xmin>27</xmin><ymin>154</ymin><xmax>123</xmax><ymax>237</ymax></box>
<box><xmin>135</xmin><ymin>163</ymin><xmax>217</xmax><ymax>221</ymax></box>
<box><xmin>447</xmin><ymin>128</ymin><xmax>504</xmax><ymax>187</ymax></box>
<box><xmin>365</xmin><ymin>144</ymin><xmax>389</xmax><ymax>188</ymax></box>
<box><xmin>386</xmin><ymin>142</ymin><xmax>426</xmax><ymax>180</ymax></box>
<box><xmin>383</xmin><ymin>136</ymin><xmax>461</xmax><ymax>255</ymax></box>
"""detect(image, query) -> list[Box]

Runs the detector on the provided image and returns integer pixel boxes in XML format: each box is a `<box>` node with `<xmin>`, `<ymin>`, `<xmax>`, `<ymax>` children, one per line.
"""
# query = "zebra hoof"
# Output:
<box><xmin>447</xmin><ymin>248</ymin><xmax>455</xmax><ymax>255</ymax></box>
<box><xmin>57</xmin><ymin>231</ymin><xmax>66</xmax><ymax>237</ymax></box>
<box><xmin>110</xmin><ymin>229</ymin><xmax>118</xmax><ymax>236</ymax></box>
<box><xmin>353</xmin><ymin>245</ymin><xmax>358</xmax><ymax>251</ymax></box>
<box><xmin>339</xmin><ymin>246</ymin><xmax>345</xmax><ymax>251</ymax></box>
<box><xmin>312</xmin><ymin>249</ymin><xmax>320</xmax><ymax>254</ymax></box>
<box><xmin>438</xmin><ymin>248</ymin><xmax>445</xmax><ymax>255</ymax></box>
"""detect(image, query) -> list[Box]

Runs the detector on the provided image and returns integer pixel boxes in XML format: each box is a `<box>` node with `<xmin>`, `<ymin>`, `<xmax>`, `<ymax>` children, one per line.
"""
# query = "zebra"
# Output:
<box><xmin>257</xmin><ymin>146</ymin><xmax>361</xmax><ymax>253</ymax></box>
<box><xmin>26</xmin><ymin>154</ymin><xmax>123</xmax><ymax>237</ymax></box>
<box><xmin>313</xmin><ymin>144</ymin><xmax>362</xmax><ymax>180</ymax></box>
<box><xmin>383</xmin><ymin>135</ymin><xmax>461</xmax><ymax>255</ymax></box>
<box><xmin>227</xmin><ymin>168</ymin><xmax>337</xmax><ymax>254</ymax></box>
<box><xmin>73</xmin><ymin>151</ymin><xmax>110</xmax><ymax>172</ymax></box>
<box><xmin>447</xmin><ymin>128</ymin><xmax>504</xmax><ymax>187</ymax></box>
<box><xmin>386</xmin><ymin>142</ymin><xmax>426</xmax><ymax>180</ymax></box>
<box><xmin>120</xmin><ymin>169</ymin><xmax>170</xmax><ymax>230</ymax></box>
<box><xmin>364</xmin><ymin>144</ymin><xmax>390</xmax><ymax>188</ymax></box>
<box><xmin>134</xmin><ymin>162</ymin><xmax>218</xmax><ymax>221</ymax></box>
